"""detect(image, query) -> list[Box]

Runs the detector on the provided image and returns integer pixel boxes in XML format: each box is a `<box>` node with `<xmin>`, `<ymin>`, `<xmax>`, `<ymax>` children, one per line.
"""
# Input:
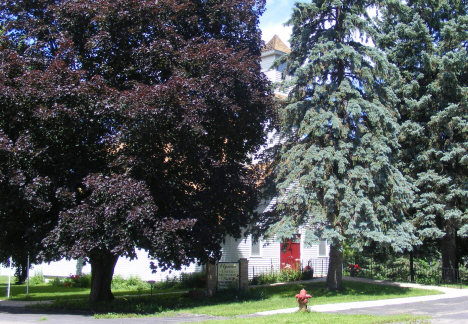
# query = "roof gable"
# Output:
<box><xmin>262</xmin><ymin>35</ymin><xmax>291</xmax><ymax>54</ymax></box>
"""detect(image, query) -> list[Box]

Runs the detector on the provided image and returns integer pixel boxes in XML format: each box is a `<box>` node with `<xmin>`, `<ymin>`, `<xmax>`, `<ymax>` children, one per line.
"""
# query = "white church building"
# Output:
<box><xmin>218</xmin><ymin>35</ymin><xmax>329</xmax><ymax>278</ymax></box>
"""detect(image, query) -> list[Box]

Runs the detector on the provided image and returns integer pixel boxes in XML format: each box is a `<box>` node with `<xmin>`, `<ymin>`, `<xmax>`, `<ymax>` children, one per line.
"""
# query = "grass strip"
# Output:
<box><xmin>199</xmin><ymin>312</ymin><xmax>431</xmax><ymax>324</ymax></box>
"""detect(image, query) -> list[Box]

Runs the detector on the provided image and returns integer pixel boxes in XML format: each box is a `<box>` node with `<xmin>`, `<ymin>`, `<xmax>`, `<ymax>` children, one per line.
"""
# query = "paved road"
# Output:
<box><xmin>325</xmin><ymin>296</ymin><xmax>468</xmax><ymax>324</ymax></box>
<box><xmin>0</xmin><ymin>308</ymin><xmax>225</xmax><ymax>324</ymax></box>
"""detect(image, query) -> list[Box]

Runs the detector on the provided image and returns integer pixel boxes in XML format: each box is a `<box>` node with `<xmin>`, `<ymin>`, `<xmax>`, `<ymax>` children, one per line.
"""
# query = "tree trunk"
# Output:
<box><xmin>89</xmin><ymin>250</ymin><xmax>119</xmax><ymax>302</ymax></box>
<box><xmin>441</xmin><ymin>223</ymin><xmax>457</xmax><ymax>283</ymax></box>
<box><xmin>15</xmin><ymin>262</ymin><xmax>28</xmax><ymax>285</ymax></box>
<box><xmin>410</xmin><ymin>250</ymin><xmax>414</xmax><ymax>283</ymax></box>
<box><xmin>326</xmin><ymin>242</ymin><xmax>343</xmax><ymax>290</ymax></box>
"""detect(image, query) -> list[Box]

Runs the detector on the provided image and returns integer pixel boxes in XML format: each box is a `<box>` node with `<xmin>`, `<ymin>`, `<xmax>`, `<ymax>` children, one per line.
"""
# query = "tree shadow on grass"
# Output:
<box><xmin>0</xmin><ymin>305</ymin><xmax>94</xmax><ymax>316</ymax></box>
<box><xmin>0</xmin><ymin>283</ymin><xmax>90</xmax><ymax>300</ymax></box>
<box><xmin>256</xmin><ymin>280</ymin><xmax>432</xmax><ymax>301</ymax></box>
<box><xmin>303</xmin><ymin>281</ymin><xmax>418</xmax><ymax>298</ymax></box>
<box><xmin>0</xmin><ymin>283</ymin><xmax>173</xmax><ymax>301</ymax></box>
<box><xmin>23</xmin><ymin>289</ymin><xmax>265</xmax><ymax>316</ymax></box>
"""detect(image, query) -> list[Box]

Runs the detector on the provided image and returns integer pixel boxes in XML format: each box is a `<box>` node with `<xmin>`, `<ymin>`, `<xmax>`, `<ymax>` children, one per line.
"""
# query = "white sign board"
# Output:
<box><xmin>217</xmin><ymin>262</ymin><xmax>239</xmax><ymax>290</ymax></box>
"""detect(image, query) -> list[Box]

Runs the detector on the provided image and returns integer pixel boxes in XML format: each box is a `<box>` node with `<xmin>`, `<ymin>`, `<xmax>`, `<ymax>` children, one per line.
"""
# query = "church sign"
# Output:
<box><xmin>217</xmin><ymin>262</ymin><xmax>240</xmax><ymax>290</ymax></box>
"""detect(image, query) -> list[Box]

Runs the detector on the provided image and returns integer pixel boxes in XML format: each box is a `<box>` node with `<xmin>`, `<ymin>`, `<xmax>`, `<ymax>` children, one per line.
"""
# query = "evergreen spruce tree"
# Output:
<box><xmin>377</xmin><ymin>0</ymin><xmax>468</xmax><ymax>282</ymax></box>
<box><xmin>265</xmin><ymin>0</ymin><xmax>416</xmax><ymax>290</ymax></box>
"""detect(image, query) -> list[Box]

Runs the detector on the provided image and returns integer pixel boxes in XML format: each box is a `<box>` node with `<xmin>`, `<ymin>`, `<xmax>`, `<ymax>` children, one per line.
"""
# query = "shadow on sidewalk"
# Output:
<box><xmin>0</xmin><ymin>305</ymin><xmax>94</xmax><ymax>316</ymax></box>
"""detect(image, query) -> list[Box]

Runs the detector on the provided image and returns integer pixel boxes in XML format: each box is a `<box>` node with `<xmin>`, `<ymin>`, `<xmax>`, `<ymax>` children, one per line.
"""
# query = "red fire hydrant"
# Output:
<box><xmin>295</xmin><ymin>289</ymin><xmax>312</xmax><ymax>311</ymax></box>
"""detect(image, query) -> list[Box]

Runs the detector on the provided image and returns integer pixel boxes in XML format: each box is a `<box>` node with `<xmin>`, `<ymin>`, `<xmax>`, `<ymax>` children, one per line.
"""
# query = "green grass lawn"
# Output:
<box><xmin>199</xmin><ymin>312</ymin><xmax>431</xmax><ymax>324</ymax></box>
<box><xmin>95</xmin><ymin>310</ymin><xmax>430</xmax><ymax>324</ymax></box>
<box><xmin>0</xmin><ymin>275</ymin><xmax>184</xmax><ymax>301</ymax></box>
<box><xmin>179</xmin><ymin>280</ymin><xmax>441</xmax><ymax>316</ymax></box>
<box><xmin>24</xmin><ymin>279</ymin><xmax>441</xmax><ymax>319</ymax></box>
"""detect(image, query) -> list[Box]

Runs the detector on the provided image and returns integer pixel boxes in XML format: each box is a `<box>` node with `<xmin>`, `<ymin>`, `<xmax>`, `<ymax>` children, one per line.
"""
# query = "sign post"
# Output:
<box><xmin>7</xmin><ymin>256</ymin><xmax>12</xmax><ymax>298</ymax></box>
<box><xmin>26</xmin><ymin>253</ymin><xmax>29</xmax><ymax>296</ymax></box>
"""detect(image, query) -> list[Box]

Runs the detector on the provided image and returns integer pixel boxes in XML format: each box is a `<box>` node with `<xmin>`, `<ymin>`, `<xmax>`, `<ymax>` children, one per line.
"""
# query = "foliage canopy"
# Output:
<box><xmin>0</xmin><ymin>0</ymin><xmax>271</xmax><ymax>301</ymax></box>
<box><xmin>376</xmin><ymin>0</ymin><xmax>468</xmax><ymax>278</ymax></box>
<box><xmin>263</xmin><ymin>0</ymin><xmax>417</xmax><ymax>290</ymax></box>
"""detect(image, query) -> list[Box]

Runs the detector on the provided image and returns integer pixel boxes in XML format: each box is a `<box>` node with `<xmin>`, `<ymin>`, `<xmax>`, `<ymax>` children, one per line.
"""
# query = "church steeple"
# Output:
<box><xmin>262</xmin><ymin>35</ymin><xmax>291</xmax><ymax>54</ymax></box>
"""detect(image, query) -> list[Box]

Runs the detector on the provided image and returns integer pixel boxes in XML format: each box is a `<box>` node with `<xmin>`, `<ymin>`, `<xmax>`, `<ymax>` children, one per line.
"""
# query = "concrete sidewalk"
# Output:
<box><xmin>0</xmin><ymin>290</ymin><xmax>186</xmax><ymax>308</ymax></box>
<box><xmin>0</xmin><ymin>300</ymin><xmax>53</xmax><ymax>308</ymax></box>
<box><xmin>254</xmin><ymin>276</ymin><xmax>468</xmax><ymax>316</ymax></box>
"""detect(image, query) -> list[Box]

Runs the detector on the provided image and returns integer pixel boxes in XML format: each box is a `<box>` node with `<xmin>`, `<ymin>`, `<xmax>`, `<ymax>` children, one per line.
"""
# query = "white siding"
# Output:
<box><xmin>264</xmin><ymin>70</ymin><xmax>283</xmax><ymax>83</ymax></box>
<box><xmin>25</xmin><ymin>249</ymin><xmax>202</xmax><ymax>282</ymax></box>
<box><xmin>219</xmin><ymin>235</ymin><xmax>249</xmax><ymax>262</ymax></box>
<box><xmin>219</xmin><ymin>232</ymin><xmax>326</xmax><ymax>279</ymax></box>
<box><xmin>260</xmin><ymin>55</ymin><xmax>276</xmax><ymax>72</ymax></box>
<box><xmin>0</xmin><ymin>263</ymin><xmax>13</xmax><ymax>277</ymax></box>
<box><xmin>111</xmin><ymin>249</ymin><xmax>202</xmax><ymax>281</ymax></box>
<box><xmin>299</xmin><ymin>228</ymin><xmax>329</xmax><ymax>275</ymax></box>
<box><xmin>31</xmin><ymin>258</ymin><xmax>91</xmax><ymax>278</ymax></box>
<box><xmin>248</xmin><ymin>238</ymin><xmax>281</xmax><ymax>278</ymax></box>
<box><xmin>220</xmin><ymin>234</ymin><xmax>282</xmax><ymax>278</ymax></box>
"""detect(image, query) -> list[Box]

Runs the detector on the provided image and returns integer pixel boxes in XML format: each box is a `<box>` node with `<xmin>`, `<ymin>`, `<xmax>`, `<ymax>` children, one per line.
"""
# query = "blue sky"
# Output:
<box><xmin>259</xmin><ymin>0</ymin><xmax>297</xmax><ymax>46</ymax></box>
<box><xmin>259</xmin><ymin>1</ymin><xmax>378</xmax><ymax>47</ymax></box>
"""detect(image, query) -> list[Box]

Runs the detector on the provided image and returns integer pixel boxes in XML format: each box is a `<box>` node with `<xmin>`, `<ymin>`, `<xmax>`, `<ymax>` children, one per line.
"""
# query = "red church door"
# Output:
<box><xmin>280</xmin><ymin>240</ymin><xmax>300</xmax><ymax>270</ymax></box>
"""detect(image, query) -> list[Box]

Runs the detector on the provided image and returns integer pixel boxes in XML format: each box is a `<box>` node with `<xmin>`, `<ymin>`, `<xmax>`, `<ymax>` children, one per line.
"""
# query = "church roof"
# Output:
<box><xmin>262</xmin><ymin>35</ymin><xmax>291</xmax><ymax>54</ymax></box>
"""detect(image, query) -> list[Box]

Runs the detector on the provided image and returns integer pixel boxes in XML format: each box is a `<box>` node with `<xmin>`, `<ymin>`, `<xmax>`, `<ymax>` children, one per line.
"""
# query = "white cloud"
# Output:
<box><xmin>259</xmin><ymin>0</ymin><xmax>295</xmax><ymax>45</ymax></box>
<box><xmin>261</xmin><ymin>24</ymin><xmax>293</xmax><ymax>46</ymax></box>
<box><xmin>259</xmin><ymin>1</ymin><xmax>378</xmax><ymax>47</ymax></box>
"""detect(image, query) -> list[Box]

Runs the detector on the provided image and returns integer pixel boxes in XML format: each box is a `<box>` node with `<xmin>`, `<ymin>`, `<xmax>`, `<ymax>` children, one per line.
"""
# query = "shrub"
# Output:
<box><xmin>250</xmin><ymin>268</ymin><xmax>306</xmax><ymax>285</ymax></box>
<box><xmin>47</xmin><ymin>274</ymin><xmax>92</xmax><ymax>288</ymax></box>
<box><xmin>29</xmin><ymin>271</ymin><xmax>45</xmax><ymax>285</ymax></box>
<box><xmin>110</xmin><ymin>271</ymin><xmax>207</xmax><ymax>291</ymax></box>
<box><xmin>154</xmin><ymin>275</ymin><xmax>180</xmax><ymax>289</ymax></box>
<box><xmin>111</xmin><ymin>275</ymin><xmax>149</xmax><ymax>290</ymax></box>
<box><xmin>179</xmin><ymin>271</ymin><xmax>206</xmax><ymax>289</ymax></box>
<box><xmin>48</xmin><ymin>277</ymin><xmax>64</xmax><ymax>286</ymax></box>
<box><xmin>414</xmin><ymin>259</ymin><xmax>440</xmax><ymax>285</ymax></box>
<box><xmin>250</xmin><ymin>272</ymin><xmax>278</xmax><ymax>285</ymax></box>
<box><xmin>110</xmin><ymin>275</ymin><xmax>126</xmax><ymax>290</ymax></box>
<box><xmin>126</xmin><ymin>275</ymin><xmax>145</xmax><ymax>287</ymax></box>
<box><xmin>67</xmin><ymin>274</ymin><xmax>91</xmax><ymax>288</ymax></box>
<box><xmin>278</xmin><ymin>268</ymin><xmax>302</xmax><ymax>282</ymax></box>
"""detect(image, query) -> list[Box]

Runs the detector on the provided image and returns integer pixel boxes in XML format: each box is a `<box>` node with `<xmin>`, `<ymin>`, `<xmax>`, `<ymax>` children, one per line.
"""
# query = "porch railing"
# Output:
<box><xmin>249</xmin><ymin>258</ymin><xmax>329</xmax><ymax>280</ymax></box>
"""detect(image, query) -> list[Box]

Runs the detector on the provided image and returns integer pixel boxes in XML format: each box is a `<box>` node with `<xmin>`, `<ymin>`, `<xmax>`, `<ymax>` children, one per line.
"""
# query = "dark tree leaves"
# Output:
<box><xmin>0</xmin><ymin>0</ymin><xmax>271</xmax><ymax>300</ymax></box>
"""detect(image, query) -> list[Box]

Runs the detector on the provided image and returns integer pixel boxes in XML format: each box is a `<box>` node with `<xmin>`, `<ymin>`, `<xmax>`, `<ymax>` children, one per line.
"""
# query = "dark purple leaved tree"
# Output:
<box><xmin>0</xmin><ymin>0</ymin><xmax>272</xmax><ymax>301</ymax></box>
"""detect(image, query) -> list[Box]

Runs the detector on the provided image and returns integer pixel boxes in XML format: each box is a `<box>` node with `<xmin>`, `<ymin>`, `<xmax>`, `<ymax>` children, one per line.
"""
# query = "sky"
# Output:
<box><xmin>259</xmin><ymin>0</ymin><xmax>296</xmax><ymax>46</ymax></box>
<box><xmin>258</xmin><ymin>1</ymin><xmax>378</xmax><ymax>47</ymax></box>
